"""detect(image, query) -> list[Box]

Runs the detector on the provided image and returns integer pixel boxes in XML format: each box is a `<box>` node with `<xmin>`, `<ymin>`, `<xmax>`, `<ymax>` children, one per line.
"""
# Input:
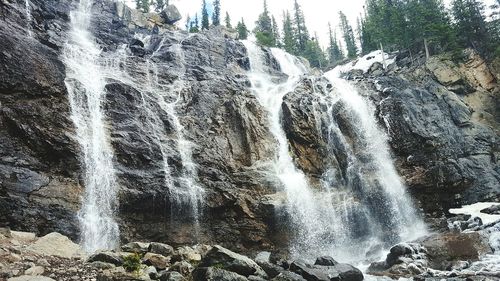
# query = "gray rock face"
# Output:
<box><xmin>353</xmin><ymin>71</ymin><xmax>499</xmax><ymax>215</ymax></box>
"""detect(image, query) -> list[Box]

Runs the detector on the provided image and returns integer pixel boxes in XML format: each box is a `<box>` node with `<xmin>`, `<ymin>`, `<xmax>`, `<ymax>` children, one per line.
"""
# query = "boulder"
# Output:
<box><xmin>160</xmin><ymin>271</ymin><xmax>185</xmax><ymax>281</ymax></box>
<box><xmin>27</xmin><ymin>233</ymin><xmax>82</xmax><ymax>258</ymax></box>
<box><xmin>314</xmin><ymin>256</ymin><xmax>338</xmax><ymax>267</ymax></box>
<box><xmin>160</xmin><ymin>5</ymin><xmax>182</xmax><ymax>24</ymax></box>
<box><xmin>193</xmin><ymin>267</ymin><xmax>249</xmax><ymax>281</ymax></box>
<box><xmin>199</xmin><ymin>245</ymin><xmax>267</xmax><ymax>278</ymax></box>
<box><xmin>149</xmin><ymin>242</ymin><xmax>175</xmax><ymax>257</ymax></box>
<box><xmin>290</xmin><ymin>260</ymin><xmax>363</xmax><ymax>281</ymax></box>
<box><xmin>332</xmin><ymin>264</ymin><xmax>363</xmax><ymax>281</ymax></box>
<box><xmin>289</xmin><ymin>261</ymin><xmax>330</xmax><ymax>281</ymax></box>
<box><xmin>418</xmin><ymin>232</ymin><xmax>492</xmax><ymax>270</ymax></box>
<box><xmin>88</xmin><ymin>252</ymin><xmax>124</xmax><ymax>266</ymax></box>
<box><xmin>145</xmin><ymin>266</ymin><xmax>159</xmax><ymax>279</ymax></box>
<box><xmin>271</xmin><ymin>271</ymin><xmax>306</xmax><ymax>281</ymax></box>
<box><xmin>122</xmin><ymin>242</ymin><xmax>150</xmax><ymax>253</ymax></box>
<box><xmin>170</xmin><ymin>261</ymin><xmax>193</xmax><ymax>276</ymax></box>
<box><xmin>143</xmin><ymin>252</ymin><xmax>171</xmax><ymax>270</ymax></box>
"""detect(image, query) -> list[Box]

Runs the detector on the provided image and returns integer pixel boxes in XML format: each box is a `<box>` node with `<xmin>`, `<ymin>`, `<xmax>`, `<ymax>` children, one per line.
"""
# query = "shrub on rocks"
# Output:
<box><xmin>123</xmin><ymin>253</ymin><xmax>142</xmax><ymax>272</ymax></box>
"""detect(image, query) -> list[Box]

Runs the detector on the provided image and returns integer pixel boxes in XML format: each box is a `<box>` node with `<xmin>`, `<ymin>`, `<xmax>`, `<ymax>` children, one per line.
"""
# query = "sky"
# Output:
<box><xmin>126</xmin><ymin>0</ymin><xmax>498</xmax><ymax>50</ymax></box>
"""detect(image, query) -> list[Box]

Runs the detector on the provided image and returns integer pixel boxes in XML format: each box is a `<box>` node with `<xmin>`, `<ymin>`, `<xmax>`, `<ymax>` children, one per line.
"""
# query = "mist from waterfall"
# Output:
<box><xmin>244</xmin><ymin>41</ymin><xmax>425</xmax><ymax>262</ymax></box>
<box><xmin>63</xmin><ymin>0</ymin><xmax>119</xmax><ymax>252</ymax></box>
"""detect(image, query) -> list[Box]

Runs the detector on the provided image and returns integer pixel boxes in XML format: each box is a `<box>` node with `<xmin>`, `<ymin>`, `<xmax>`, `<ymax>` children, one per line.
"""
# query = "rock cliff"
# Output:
<box><xmin>0</xmin><ymin>0</ymin><xmax>498</xmax><ymax>257</ymax></box>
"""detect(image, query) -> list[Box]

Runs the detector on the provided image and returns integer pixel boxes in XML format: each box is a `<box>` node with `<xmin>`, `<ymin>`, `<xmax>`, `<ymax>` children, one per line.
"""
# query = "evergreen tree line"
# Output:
<box><xmin>135</xmin><ymin>0</ymin><xmax>168</xmax><ymax>13</ymax></box>
<box><xmin>254</xmin><ymin>0</ymin><xmax>328</xmax><ymax>68</ymax></box>
<box><xmin>359</xmin><ymin>0</ymin><xmax>500</xmax><ymax>59</ymax></box>
<box><xmin>184</xmin><ymin>0</ymin><xmax>249</xmax><ymax>40</ymax></box>
<box><xmin>137</xmin><ymin>0</ymin><xmax>499</xmax><ymax>68</ymax></box>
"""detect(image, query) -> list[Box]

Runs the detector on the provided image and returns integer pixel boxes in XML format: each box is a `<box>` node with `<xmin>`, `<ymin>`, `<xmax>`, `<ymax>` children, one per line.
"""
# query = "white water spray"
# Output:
<box><xmin>63</xmin><ymin>0</ymin><xmax>119</xmax><ymax>253</ymax></box>
<box><xmin>243</xmin><ymin>41</ymin><xmax>330</xmax><ymax>258</ymax></box>
<box><xmin>25</xmin><ymin>0</ymin><xmax>32</xmax><ymax>36</ymax></box>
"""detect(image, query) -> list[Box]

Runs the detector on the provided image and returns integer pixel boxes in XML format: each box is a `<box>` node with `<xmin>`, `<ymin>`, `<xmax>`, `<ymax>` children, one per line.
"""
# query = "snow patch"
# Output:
<box><xmin>449</xmin><ymin>202</ymin><xmax>500</xmax><ymax>225</ymax></box>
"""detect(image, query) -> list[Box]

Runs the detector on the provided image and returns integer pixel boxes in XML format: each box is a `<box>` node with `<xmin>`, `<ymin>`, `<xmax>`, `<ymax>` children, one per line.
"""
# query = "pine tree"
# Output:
<box><xmin>293</xmin><ymin>0</ymin><xmax>309</xmax><ymax>53</ymax></box>
<box><xmin>225</xmin><ymin>12</ymin><xmax>232</xmax><ymax>29</ymax></box>
<box><xmin>272</xmin><ymin>16</ymin><xmax>281</xmax><ymax>47</ymax></box>
<box><xmin>254</xmin><ymin>0</ymin><xmax>275</xmax><ymax>47</ymax></box>
<box><xmin>282</xmin><ymin>11</ymin><xmax>296</xmax><ymax>54</ymax></box>
<box><xmin>212</xmin><ymin>0</ymin><xmax>221</xmax><ymax>26</ymax></box>
<box><xmin>190</xmin><ymin>13</ymin><xmax>200</xmax><ymax>33</ymax></box>
<box><xmin>339</xmin><ymin>11</ymin><xmax>357</xmax><ymax>58</ymax></box>
<box><xmin>303</xmin><ymin>33</ymin><xmax>327</xmax><ymax>68</ymax></box>
<box><xmin>141</xmin><ymin>0</ymin><xmax>150</xmax><ymax>13</ymax></box>
<box><xmin>185</xmin><ymin>14</ymin><xmax>191</xmax><ymax>31</ymax></box>
<box><xmin>236</xmin><ymin>18</ymin><xmax>248</xmax><ymax>39</ymax></box>
<box><xmin>155</xmin><ymin>0</ymin><xmax>165</xmax><ymax>11</ymax></box>
<box><xmin>328</xmin><ymin>22</ymin><xmax>343</xmax><ymax>64</ymax></box>
<box><xmin>201</xmin><ymin>0</ymin><xmax>209</xmax><ymax>30</ymax></box>
<box><xmin>451</xmin><ymin>0</ymin><xmax>489</xmax><ymax>53</ymax></box>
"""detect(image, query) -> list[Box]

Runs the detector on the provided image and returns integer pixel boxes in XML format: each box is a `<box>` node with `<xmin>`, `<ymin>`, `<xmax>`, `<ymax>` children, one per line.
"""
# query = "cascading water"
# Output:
<box><xmin>244</xmin><ymin>41</ymin><xmax>425</xmax><ymax>262</ymax></box>
<box><xmin>101</xmin><ymin>36</ymin><xmax>204</xmax><ymax>232</ymax></box>
<box><xmin>243</xmin><ymin>41</ymin><xmax>327</xmax><ymax>258</ymax></box>
<box><xmin>63</xmin><ymin>0</ymin><xmax>119</xmax><ymax>252</ymax></box>
<box><xmin>25</xmin><ymin>0</ymin><xmax>32</xmax><ymax>36</ymax></box>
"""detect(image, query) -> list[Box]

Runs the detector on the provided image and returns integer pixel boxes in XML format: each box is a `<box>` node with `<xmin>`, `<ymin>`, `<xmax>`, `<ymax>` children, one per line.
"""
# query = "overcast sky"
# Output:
<box><xmin>126</xmin><ymin>0</ymin><xmax>497</xmax><ymax>50</ymax></box>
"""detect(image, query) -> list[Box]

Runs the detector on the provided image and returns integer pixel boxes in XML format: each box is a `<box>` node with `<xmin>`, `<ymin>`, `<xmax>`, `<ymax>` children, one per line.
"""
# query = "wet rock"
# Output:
<box><xmin>314</xmin><ymin>256</ymin><xmax>338</xmax><ymax>267</ymax></box>
<box><xmin>200</xmin><ymin>245</ymin><xmax>267</xmax><ymax>278</ymax></box>
<box><xmin>480</xmin><ymin>204</ymin><xmax>500</xmax><ymax>215</ymax></box>
<box><xmin>27</xmin><ymin>233</ymin><xmax>82</xmax><ymax>258</ymax></box>
<box><xmin>332</xmin><ymin>263</ymin><xmax>363</xmax><ymax>281</ymax></box>
<box><xmin>289</xmin><ymin>261</ymin><xmax>330</xmax><ymax>281</ymax></box>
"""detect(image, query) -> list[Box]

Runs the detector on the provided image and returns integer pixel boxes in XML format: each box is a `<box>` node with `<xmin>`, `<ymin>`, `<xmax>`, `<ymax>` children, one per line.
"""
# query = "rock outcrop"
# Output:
<box><xmin>349</xmin><ymin>50</ymin><xmax>499</xmax><ymax>219</ymax></box>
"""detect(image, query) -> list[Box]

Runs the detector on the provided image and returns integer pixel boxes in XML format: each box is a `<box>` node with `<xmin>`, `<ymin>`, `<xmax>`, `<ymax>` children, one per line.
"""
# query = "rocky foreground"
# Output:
<box><xmin>1</xmin><ymin>213</ymin><xmax>500</xmax><ymax>281</ymax></box>
<box><xmin>0</xmin><ymin>227</ymin><xmax>365</xmax><ymax>281</ymax></box>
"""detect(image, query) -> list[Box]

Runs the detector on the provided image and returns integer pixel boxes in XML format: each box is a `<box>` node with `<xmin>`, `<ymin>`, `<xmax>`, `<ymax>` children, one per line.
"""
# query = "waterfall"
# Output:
<box><xmin>102</xmin><ymin>37</ymin><xmax>204</xmax><ymax>232</ymax></box>
<box><xmin>244</xmin><ymin>41</ymin><xmax>425</xmax><ymax>262</ymax></box>
<box><xmin>63</xmin><ymin>0</ymin><xmax>119</xmax><ymax>252</ymax></box>
<box><xmin>25</xmin><ymin>0</ymin><xmax>32</xmax><ymax>36</ymax></box>
<box><xmin>243</xmin><ymin>41</ymin><xmax>325</xmax><ymax>258</ymax></box>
